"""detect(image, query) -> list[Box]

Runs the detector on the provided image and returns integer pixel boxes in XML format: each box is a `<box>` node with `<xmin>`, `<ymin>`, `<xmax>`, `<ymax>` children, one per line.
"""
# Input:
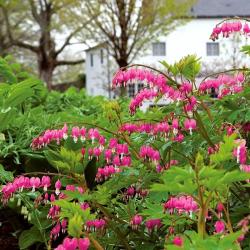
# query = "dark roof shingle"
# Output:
<box><xmin>191</xmin><ymin>0</ymin><xmax>250</xmax><ymax>17</ymax></box>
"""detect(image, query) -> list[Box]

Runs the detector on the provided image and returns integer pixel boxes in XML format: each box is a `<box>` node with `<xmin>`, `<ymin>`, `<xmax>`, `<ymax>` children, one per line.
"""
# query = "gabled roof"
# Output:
<box><xmin>191</xmin><ymin>0</ymin><xmax>250</xmax><ymax>18</ymax></box>
<box><xmin>85</xmin><ymin>42</ymin><xmax>108</xmax><ymax>52</ymax></box>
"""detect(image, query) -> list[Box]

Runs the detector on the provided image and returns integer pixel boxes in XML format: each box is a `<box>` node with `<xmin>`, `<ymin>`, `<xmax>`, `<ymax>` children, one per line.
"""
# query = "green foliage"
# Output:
<box><xmin>210</xmin><ymin>134</ymin><xmax>237</xmax><ymax>164</ymax></box>
<box><xmin>0</xmin><ymin>164</ymin><xmax>13</xmax><ymax>183</ymax></box>
<box><xmin>18</xmin><ymin>226</ymin><xmax>45</xmax><ymax>250</ymax></box>
<box><xmin>161</xmin><ymin>55</ymin><xmax>201</xmax><ymax>81</ymax></box>
<box><xmin>1</xmin><ymin>30</ymin><xmax>250</xmax><ymax>250</ymax></box>
<box><xmin>241</xmin><ymin>45</ymin><xmax>250</xmax><ymax>56</ymax></box>
<box><xmin>68</xmin><ymin>214</ymin><xmax>83</xmax><ymax>238</ymax></box>
<box><xmin>53</xmin><ymin>200</ymin><xmax>94</xmax><ymax>225</ymax></box>
<box><xmin>45</xmin><ymin>147</ymin><xmax>83</xmax><ymax>174</ymax></box>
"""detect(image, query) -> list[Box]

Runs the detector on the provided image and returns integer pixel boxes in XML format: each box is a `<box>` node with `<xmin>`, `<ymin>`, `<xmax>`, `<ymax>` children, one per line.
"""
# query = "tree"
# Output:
<box><xmin>0</xmin><ymin>0</ymin><xmax>91</xmax><ymax>89</ymax></box>
<box><xmin>83</xmin><ymin>0</ymin><xmax>195</xmax><ymax>95</ymax></box>
<box><xmin>84</xmin><ymin>0</ymin><xmax>195</xmax><ymax>68</ymax></box>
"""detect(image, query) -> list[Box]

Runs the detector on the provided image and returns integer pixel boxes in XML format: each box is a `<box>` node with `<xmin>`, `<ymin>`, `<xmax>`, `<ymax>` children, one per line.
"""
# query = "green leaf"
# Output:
<box><xmin>221</xmin><ymin>170</ymin><xmax>250</xmax><ymax>185</ymax></box>
<box><xmin>241</xmin><ymin>45</ymin><xmax>250</xmax><ymax>56</ymax></box>
<box><xmin>210</xmin><ymin>134</ymin><xmax>237</xmax><ymax>165</ymax></box>
<box><xmin>18</xmin><ymin>226</ymin><xmax>44</xmax><ymax>250</ymax></box>
<box><xmin>68</xmin><ymin>214</ymin><xmax>83</xmax><ymax>238</ymax></box>
<box><xmin>0</xmin><ymin>164</ymin><xmax>13</xmax><ymax>183</ymax></box>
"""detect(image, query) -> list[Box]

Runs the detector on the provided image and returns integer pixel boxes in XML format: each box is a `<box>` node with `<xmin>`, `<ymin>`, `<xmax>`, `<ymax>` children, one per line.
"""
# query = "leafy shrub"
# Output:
<box><xmin>1</xmin><ymin>19</ymin><xmax>250</xmax><ymax>250</ymax></box>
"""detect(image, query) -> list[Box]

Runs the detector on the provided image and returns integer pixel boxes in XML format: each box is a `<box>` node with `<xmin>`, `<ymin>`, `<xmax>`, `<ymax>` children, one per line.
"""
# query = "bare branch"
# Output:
<box><xmin>29</xmin><ymin>0</ymin><xmax>41</xmax><ymax>23</ymax></box>
<box><xmin>1</xmin><ymin>5</ymin><xmax>39</xmax><ymax>53</ymax></box>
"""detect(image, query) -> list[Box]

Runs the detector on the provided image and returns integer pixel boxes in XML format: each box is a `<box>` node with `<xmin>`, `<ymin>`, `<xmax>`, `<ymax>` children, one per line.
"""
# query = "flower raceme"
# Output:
<box><xmin>199</xmin><ymin>72</ymin><xmax>245</xmax><ymax>98</ymax></box>
<box><xmin>145</xmin><ymin>219</ymin><xmax>162</xmax><ymax>233</ymax></box>
<box><xmin>139</xmin><ymin>145</ymin><xmax>160</xmax><ymax>163</ymax></box>
<box><xmin>210</xmin><ymin>20</ymin><xmax>250</xmax><ymax>40</ymax></box>
<box><xmin>130</xmin><ymin>214</ymin><xmax>143</xmax><ymax>230</ymax></box>
<box><xmin>55</xmin><ymin>237</ymin><xmax>90</xmax><ymax>250</ymax></box>
<box><xmin>112</xmin><ymin>68</ymin><xmax>167</xmax><ymax>90</ymax></box>
<box><xmin>95</xmin><ymin>165</ymin><xmax>118</xmax><ymax>182</ymax></box>
<box><xmin>129</xmin><ymin>89</ymin><xmax>158</xmax><ymax>114</ymax></box>
<box><xmin>112</xmin><ymin>67</ymin><xmax>198</xmax><ymax>115</ymax></box>
<box><xmin>120</xmin><ymin>118</ymin><xmax>197</xmax><ymax>139</ymax></box>
<box><xmin>1</xmin><ymin>176</ymin><xmax>85</xmax><ymax>205</ymax></box>
<box><xmin>31</xmin><ymin>125</ymin><xmax>103</xmax><ymax>150</ymax></box>
<box><xmin>85</xmin><ymin>219</ymin><xmax>106</xmax><ymax>232</ymax></box>
<box><xmin>163</xmin><ymin>196</ymin><xmax>198</xmax><ymax>216</ymax></box>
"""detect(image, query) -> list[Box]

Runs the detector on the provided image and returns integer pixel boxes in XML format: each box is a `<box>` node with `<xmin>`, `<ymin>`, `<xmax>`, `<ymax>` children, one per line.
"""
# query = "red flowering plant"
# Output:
<box><xmin>1</xmin><ymin>18</ymin><xmax>250</xmax><ymax>249</ymax></box>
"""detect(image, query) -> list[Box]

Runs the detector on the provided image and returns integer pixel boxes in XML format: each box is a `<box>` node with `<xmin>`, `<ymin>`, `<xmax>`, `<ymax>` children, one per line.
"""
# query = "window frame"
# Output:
<box><xmin>90</xmin><ymin>53</ymin><xmax>94</xmax><ymax>67</ymax></box>
<box><xmin>152</xmin><ymin>42</ymin><xmax>166</xmax><ymax>56</ymax></box>
<box><xmin>100</xmin><ymin>49</ymin><xmax>104</xmax><ymax>64</ymax></box>
<box><xmin>206</xmin><ymin>42</ymin><xmax>220</xmax><ymax>56</ymax></box>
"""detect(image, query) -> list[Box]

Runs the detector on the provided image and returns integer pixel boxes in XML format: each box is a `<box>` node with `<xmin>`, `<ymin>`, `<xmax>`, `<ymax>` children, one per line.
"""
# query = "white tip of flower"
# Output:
<box><xmin>55</xmin><ymin>188</ymin><xmax>60</xmax><ymax>195</ymax></box>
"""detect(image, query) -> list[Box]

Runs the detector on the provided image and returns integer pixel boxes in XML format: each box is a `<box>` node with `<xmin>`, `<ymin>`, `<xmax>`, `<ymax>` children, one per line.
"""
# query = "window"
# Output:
<box><xmin>128</xmin><ymin>84</ymin><xmax>135</xmax><ymax>97</ymax></box>
<box><xmin>206</xmin><ymin>42</ymin><xmax>219</xmax><ymax>56</ymax></box>
<box><xmin>100</xmin><ymin>49</ymin><xmax>104</xmax><ymax>64</ymax></box>
<box><xmin>90</xmin><ymin>53</ymin><xmax>94</xmax><ymax>67</ymax></box>
<box><xmin>152</xmin><ymin>42</ymin><xmax>166</xmax><ymax>56</ymax></box>
<box><xmin>138</xmin><ymin>83</ymin><xmax>144</xmax><ymax>92</ymax></box>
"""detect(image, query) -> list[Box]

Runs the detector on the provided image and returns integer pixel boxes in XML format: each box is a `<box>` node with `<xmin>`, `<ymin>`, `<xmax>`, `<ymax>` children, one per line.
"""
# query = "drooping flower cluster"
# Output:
<box><xmin>130</xmin><ymin>214</ymin><xmax>143</xmax><ymax>230</ymax></box>
<box><xmin>199</xmin><ymin>72</ymin><xmax>245</xmax><ymax>99</ymax></box>
<box><xmin>129</xmin><ymin>89</ymin><xmax>158</xmax><ymax>114</ymax></box>
<box><xmin>210</xmin><ymin>20</ymin><xmax>250</xmax><ymax>40</ymax></box>
<box><xmin>145</xmin><ymin>218</ymin><xmax>162</xmax><ymax>233</ymax></box>
<box><xmin>123</xmin><ymin>186</ymin><xmax>148</xmax><ymax>201</ymax></box>
<box><xmin>1</xmin><ymin>175</ymin><xmax>52</xmax><ymax>203</ymax></box>
<box><xmin>121</xmin><ymin>118</ymin><xmax>197</xmax><ymax>143</ymax></box>
<box><xmin>112</xmin><ymin>67</ymin><xmax>197</xmax><ymax>115</ymax></box>
<box><xmin>31</xmin><ymin>124</ymin><xmax>105</xmax><ymax>150</ymax></box>
<box><xmin>139</xmin><ymin>145</ymin><xmax>160</xmax><ymax>163</ymax></box>
<box><xmin>31</xmin><ymin>124</ymin><xmax>68</xmax><ymax>149</ymax></box>
<box><xmin>95</xmin><ymin>165</ymin><xmax>118</xmax><ymax>182</ymax></box>
<box><xmin>130</xmin><ymin>215</ymin><xmax>162</xmax><ymax>233</ymax></box>
<box><xmin>55</xmin><ymin>237</ymin><xmax>90</xmax><ymax>250</ymax></box>
<box><xmin>163</xmin><ymin>196</ymin><xmax>198</xmax><ymax>215</ymax></box>
<box><xmin>85</xmin><ymin>219</ymin><xmax>106</xmax><ymax>232</ymax></box>
<box><xmin>112</xmin><ymin>68</ymin><xmax>167</xmax><ymax>90</ymax></box>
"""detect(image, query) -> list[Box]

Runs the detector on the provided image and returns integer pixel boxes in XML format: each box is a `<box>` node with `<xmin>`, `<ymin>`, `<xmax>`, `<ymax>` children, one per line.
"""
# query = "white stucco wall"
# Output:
<box><xmin>85</xmin><ymin>18</ymin><xmax>250</xmax><ymax>97</ymax></box>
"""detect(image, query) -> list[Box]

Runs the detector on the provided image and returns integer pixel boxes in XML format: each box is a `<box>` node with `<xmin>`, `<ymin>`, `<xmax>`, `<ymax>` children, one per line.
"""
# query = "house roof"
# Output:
<box><xmin>191</xmin><ymin>0</ymin><xmax>250</xmax><ymax>18</ymax></box>
<box><xmin>85</xmin><ymin>42</ymin><xmax>108</xmax><ymax>52</ymax></box>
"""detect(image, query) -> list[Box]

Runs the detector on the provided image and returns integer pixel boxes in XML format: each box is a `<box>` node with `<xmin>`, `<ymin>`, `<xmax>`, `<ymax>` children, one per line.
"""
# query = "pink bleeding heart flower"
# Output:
<box><xmin>41</xmin><ymin>176</ymin><xmax>51</xmax><ymax>192</ymax></box>
<box><xmin>184</xmin><ymin>119</ymin><xmax>197</xmax><ymax>135</ymax></box>
<box><xmin>55</xmin><ymin>180</ymin><xmax>61</xmax><ymax>195</ymax></box>
<box><xmin>215</xmin><ymin>220</ymin><xmax>225</xmax><ymax>234</ymax></box>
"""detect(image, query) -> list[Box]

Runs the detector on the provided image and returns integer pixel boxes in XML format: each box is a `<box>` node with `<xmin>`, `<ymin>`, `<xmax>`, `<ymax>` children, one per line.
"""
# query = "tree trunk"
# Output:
<box><xmin>39</xmin><ymin>65</ymin><xmax>54</xmax><ymax>90</ymax></box>
<box><xmin>37</xmin><ymin>44</ymin><xmax>55</xmax><ymax>90</ymax></box>
<box><xmin>117</xmin><ymin>58</ymin><xmax>128</xmax><ymax>97</ymax></box>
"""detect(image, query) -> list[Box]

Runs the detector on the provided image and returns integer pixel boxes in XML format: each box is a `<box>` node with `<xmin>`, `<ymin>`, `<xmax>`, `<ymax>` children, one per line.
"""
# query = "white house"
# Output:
<box><xmin>85</xmin><ymin>0</ymin><xmax>250</xmax><ymax>100</ymax></box>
